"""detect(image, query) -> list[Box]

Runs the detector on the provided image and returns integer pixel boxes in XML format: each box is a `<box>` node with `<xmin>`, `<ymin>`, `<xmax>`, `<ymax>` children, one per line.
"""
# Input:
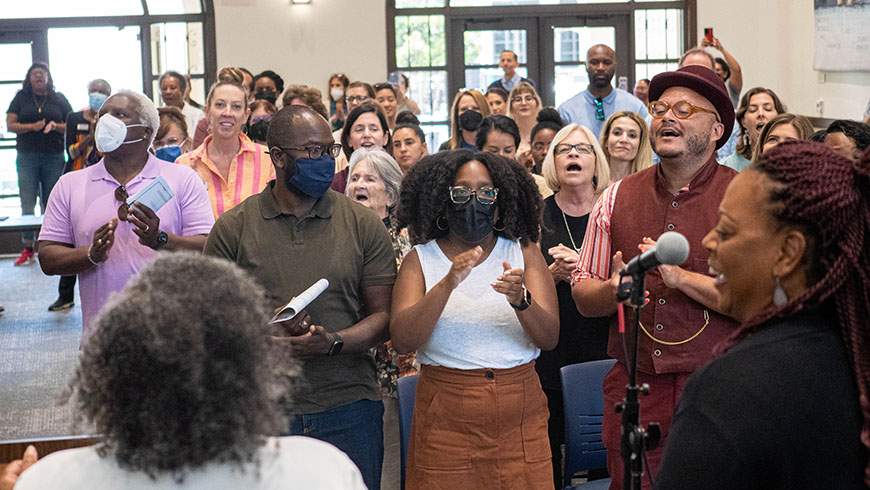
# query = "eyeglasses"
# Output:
<box><xmin>449</xmin><ymin>186</ymin><xmax>498</xmax><ymax>205</ymax></box>
<box><xmin>346</xmin><ymin>95</ymin><xmax>369</xmax><ymax>104</ymax></box>
<box><xmin>115</xmin><ymin>185</ymin><xmax>129</xmax><ymax>221</ymax></box>
<box><xmin>555</xmin><ymin>143</ymin><xmax>594</xmax><ymax>155</ymax></box>
<box><xmin>594</xmin><ymin>97</ymin><xmax>605</xmax><ymax>121</ymax></box>
<box><xmin>648</xmin><ymin>100</ymin><xmax>720</xmax><ymax>122</ymax></box>
<box><xmin>152</xmin><ymin>138</ymin><xmax>186</xmax><ymax>150</ymax></box>
<box><xmin>269</xmin><ymin>144</ymin><xmax>342</xmax><ymax>159</ymax></box>
<box><xmin>510</xmin><ymin>95</ymin><xmax>536</xmax><ymax>104</ymax></box>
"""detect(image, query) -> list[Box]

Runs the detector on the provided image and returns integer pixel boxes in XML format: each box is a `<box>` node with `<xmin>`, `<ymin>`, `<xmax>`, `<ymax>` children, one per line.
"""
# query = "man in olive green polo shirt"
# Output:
<box><xmin>204</xmin><ymin>105</ymin><xmax>396</xmax><ymax>490</ymax></box>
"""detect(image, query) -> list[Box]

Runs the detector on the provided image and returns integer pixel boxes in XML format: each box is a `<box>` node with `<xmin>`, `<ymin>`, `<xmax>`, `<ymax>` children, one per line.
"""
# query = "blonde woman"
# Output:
<box><xmin>599</xmin><ymin>110</ymin><xmax>653</xmax><ymax>182</ymax></box>
<box><xmin>537</xmin><ymin>122</ymin><xmax>611</xmax><ymax>487</ymax></box>
<box><xmin>507</xmin><ymin>82</ymin><xmax>542</xmax><ymax>155</ymax></box>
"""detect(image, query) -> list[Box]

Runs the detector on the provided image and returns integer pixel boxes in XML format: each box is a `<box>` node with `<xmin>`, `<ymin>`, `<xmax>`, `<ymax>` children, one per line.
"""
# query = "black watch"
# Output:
<box><xmin>153</xmin><ymin>231</ymin><xmax>169</xmax><ymax>251</ymax></box>
<box><xmin>510</xmin><ymin>287</ymin><xmax>532</xmax><ymax>311</ymax></box>
<box><xmin>327</xmin><ymin>332</ymin><xmax>344</xmax><ymax>356</ymax></box>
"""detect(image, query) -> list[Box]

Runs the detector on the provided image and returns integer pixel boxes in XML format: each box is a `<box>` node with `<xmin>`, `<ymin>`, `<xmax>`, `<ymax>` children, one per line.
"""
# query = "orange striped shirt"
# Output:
<box><xmin>571</xmin><ymin>179</ymin><xmax>692</xmax><ymax>286</ymax></box>
<box><xmin>176</xmin><ymin>133</ymin><xmax>275</xmax><ymax>218</ymax></box>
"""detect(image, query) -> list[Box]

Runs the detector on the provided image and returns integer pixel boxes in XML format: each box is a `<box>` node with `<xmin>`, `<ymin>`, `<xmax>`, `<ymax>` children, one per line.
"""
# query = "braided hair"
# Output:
<box><xmin>718</xmin><ymin>140</ymin><xmax>870</xmax><ymax>484</ymax></box>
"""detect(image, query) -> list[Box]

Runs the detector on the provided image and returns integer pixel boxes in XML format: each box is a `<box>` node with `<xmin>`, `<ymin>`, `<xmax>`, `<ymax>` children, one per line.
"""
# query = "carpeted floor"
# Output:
<box><xmin>0</xmin><ymin>256</ymin><xmax>92</xmax><ymax>441</ymax></box>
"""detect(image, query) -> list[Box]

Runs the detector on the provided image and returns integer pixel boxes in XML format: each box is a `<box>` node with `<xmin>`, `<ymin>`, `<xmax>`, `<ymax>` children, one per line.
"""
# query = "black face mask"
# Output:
<box><xmin>247</xmin><ymin>119</ymin><xmax>270</xmax><ymax>143</ymax></box>
<box><xmin>459</xmin><ymin>110</ymin><xmax>483</xmax><ymax>132</ymax></box>
<box><xmin>255</xmin><ymin>89</ymin><xmax>277</xmax><ymax>105</ymax></box>
<box><xmin>448</xmin><ymin>199</ymin><xmax>496</xmax><ymax>243</ymax></box>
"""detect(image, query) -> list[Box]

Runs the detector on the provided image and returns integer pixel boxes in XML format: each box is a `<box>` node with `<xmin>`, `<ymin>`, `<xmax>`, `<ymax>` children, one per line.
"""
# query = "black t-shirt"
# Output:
<box><xmin>7</xmin><ymin>89</ymin><xmax>72</xmax><ymax>153</ymax></box>
<box><xmin>536</xmin><ymin>193</ymin><xmax>611</xmax><ymax>391</ymax></box>
<box><xmin>655</xmin><ymin>308</ymin><xmax>867</xmax><ymax>490</ymax></box>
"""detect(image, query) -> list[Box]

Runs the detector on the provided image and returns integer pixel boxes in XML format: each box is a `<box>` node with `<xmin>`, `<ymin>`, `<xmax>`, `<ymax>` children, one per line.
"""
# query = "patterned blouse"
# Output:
<box><xmin>374</xmin><ymin>214</ymin><xmax>416</xmax><ymax>399</ymax></box>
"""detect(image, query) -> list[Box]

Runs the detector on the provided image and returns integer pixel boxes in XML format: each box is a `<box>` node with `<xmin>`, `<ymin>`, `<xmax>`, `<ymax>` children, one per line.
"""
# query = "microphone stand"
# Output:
<box><xmin>616</xmin><ymin>271</ymin><xmax>661</xmax><ymax>490</ymax></box>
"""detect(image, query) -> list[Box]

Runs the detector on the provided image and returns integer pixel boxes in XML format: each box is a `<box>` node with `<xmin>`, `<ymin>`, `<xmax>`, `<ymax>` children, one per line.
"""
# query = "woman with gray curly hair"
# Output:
<box><xmin>345</xmin><ymin>147</ymin><xmax>414</xmax><ymax>490</ymax></box>
<box><xmin>11</xmin><ymin>253</ymin><xmax>366</xmax><ymax>490</ymax></box>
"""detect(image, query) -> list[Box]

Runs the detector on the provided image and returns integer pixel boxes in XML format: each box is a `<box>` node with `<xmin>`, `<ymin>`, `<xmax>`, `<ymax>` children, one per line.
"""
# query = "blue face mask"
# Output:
<box><xmin>155</xmin><ymin>145</ymin><xmax>183</xmax><ymax>163</ymax></box>
<box><xmin>88</xmin><ymin>92</ymin><xmax>108</xmax><ymax>112</ymax></box>
<box><xmin>286</xmin><ymin>154</ymin><xmax>336</xmax><ymax>198</ymax></box>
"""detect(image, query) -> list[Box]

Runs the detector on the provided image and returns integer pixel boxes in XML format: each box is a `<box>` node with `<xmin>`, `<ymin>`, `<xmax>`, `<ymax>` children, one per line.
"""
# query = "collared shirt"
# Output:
<box><xmin>572</xmin><ymin>155</ymin><xmax>738</xmax><ymax>375</ymax></box>
<box><xmin>39</xmin><ymin>154</ymin><xmax>215</xmax><ymax>344</ymax></box>
<box><xmin>487</xmin><ymin>76</ymin><xmax>536</xmax><ymax>94</ymax></box>
<box><xmin>180</xmin><ymin>102</ymin><xmax>205</xmax><ymax>136</ymax></box>
<box><xmin>558</xmin><ymin>88</ymin><xmax>651</xmax><ymax>139</ymax></box>
<box><xmin>176</xmin><ymin>133</ymin><xmax>274</xmax><ymax>218</ymax></box>
<box><xmin>204</xmin><ymin>183</ymin><xmax>397</xmax><ymax>413</ymax></box>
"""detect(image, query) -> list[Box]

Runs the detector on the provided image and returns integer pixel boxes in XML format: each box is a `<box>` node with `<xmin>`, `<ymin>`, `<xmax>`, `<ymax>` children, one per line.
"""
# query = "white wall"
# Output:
<box><xmin>214</xmin><ymin>0</ymin><xmax>388</xmax><ymax>96</ymax></box>
<box><xmin>697</xmin><ymin>0</ymin><xmax>870</xmax><ymax>120</ymax></box>
<box><xmin>211</xmin><ymin>0</ymin><xmax>869</xmax><ymax>121</ymax></box>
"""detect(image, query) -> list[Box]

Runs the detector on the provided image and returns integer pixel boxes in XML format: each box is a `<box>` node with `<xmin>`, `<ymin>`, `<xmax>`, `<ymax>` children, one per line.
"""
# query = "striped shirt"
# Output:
<box><xmin>571</xmin><ymin>179</ymin><xmax>692</xmax><ymax>285</ymax></box>
<box><xmin>176</xmin><ymin>133</ymin><xmax>275</xmax><ymax>218</ymax></box>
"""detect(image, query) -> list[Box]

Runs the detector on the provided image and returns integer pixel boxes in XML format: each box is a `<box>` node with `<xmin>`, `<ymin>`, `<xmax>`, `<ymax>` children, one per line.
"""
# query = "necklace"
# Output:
<box><xmin>33</xmin><ymin>93</ymin><xmax>47</xmax><ymax>114</ymax></box>
<box><xmin>561</xmin><ymin>210</ymin><xmax>582</xmax><ymax>254</ymax></box>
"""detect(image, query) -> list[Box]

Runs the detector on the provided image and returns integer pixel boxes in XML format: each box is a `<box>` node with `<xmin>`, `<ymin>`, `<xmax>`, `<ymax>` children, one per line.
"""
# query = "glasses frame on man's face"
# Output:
<box><xmin>648</xmin><ymin>100</ymin><xmax>721</xmax><ymax>122</ymax></box>
<box><xmin>269</xmin><ymin>143</ymin><xmax>342</xmax><ymax>160</ymax></box>
<box><xmin>448</xmin><ymin>185</ymin><xmax>499</xmax><ymax>205</ymax></box>
<box><xmin>554</xmin><ymin>143</ymin><xmax>594</xmax><ymax>156</ymax></box>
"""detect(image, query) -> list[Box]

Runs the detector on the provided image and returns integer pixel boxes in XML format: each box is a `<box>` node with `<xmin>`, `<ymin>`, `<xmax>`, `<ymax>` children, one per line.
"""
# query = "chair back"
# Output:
<box><xmin>397</xmin><ymin>374</ymin><xmax>418</xmax><ymax>490</ymax></box>
<box><xmin>560</xmin><ymin>359</ymin><xmax>617</xmax><ymax>488</ymax></box>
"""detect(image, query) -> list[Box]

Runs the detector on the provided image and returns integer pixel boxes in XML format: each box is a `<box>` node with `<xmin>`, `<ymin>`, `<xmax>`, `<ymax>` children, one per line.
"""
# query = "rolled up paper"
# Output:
<box><xmin>268</xmin><ymin>278</ymin><xmax>329</xmax><ymax>324</ymax></box>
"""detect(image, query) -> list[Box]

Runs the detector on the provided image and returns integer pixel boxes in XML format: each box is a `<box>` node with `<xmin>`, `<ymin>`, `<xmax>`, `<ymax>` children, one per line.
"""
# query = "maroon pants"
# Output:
<box><xmin>406</xmin><ymin>362</ymin><xmax>553</xmax><ymax>490</ymax></box>
<box><xmin>601</xmin><ymin>363</ymin><xmax>692</xmax><ymax>490</ymax></box>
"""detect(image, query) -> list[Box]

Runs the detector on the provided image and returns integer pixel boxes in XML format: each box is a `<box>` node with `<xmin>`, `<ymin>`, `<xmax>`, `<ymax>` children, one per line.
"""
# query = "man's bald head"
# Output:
<box><xmin>586</xmin><ymin>44</ymin><xmax>615</xmax><ymax>63</ymax></box>
<box><xmin>267</xmin><ymin>105</ymin><xmax>331</xmax><ymax>150</ymax></box>
<box><xmin>586</xmin><ymin>44</ymin><xmax>616</xmax><ymax>90</ymax></box>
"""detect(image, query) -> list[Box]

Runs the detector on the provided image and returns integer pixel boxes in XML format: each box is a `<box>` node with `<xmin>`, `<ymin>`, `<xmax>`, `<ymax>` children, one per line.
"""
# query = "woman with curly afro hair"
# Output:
<box><xmin>391</xmin><ymin>150</ymin><xmax>559</xmax><ymax>489</ymax></box>
<box><xmin>9</xmin><ymin>253</ymin><xmax>367</xmax><ymax>490</ymax></box>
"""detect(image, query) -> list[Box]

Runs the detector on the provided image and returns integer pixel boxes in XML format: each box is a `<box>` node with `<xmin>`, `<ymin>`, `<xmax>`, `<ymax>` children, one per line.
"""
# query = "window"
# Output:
<box><xmin>0</xmin><ymin>0</ymin><xmax>216</xmax><ymax>216</ymax></box>
<box><xmin>388</xmin><ymin>0</ymin><xmax>693</xmax><ymax>149</ymax></box>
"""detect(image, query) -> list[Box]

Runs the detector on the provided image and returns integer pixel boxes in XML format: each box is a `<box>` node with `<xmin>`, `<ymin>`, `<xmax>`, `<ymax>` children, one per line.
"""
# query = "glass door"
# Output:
<box><xmin>0</xmin><ymin>31</ymin><xmax>45</xmax><ymax>217</ymax></box>
<box><xmin>448</xmin><ymin>18</ymin><xmax>538</xmax><ymax>97</ymax></box>
<box><xmin>540</xmin><ymin>15</ymin><xmax>630</xmax><ymax>108</ymax></box>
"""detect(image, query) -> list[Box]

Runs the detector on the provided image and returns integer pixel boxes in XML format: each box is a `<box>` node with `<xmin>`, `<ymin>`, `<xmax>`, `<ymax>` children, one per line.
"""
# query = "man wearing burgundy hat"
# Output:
<box><xmin>571</xmin><ymin>65</ymin><xmax>740</xmax><ymax>489</ymax></box>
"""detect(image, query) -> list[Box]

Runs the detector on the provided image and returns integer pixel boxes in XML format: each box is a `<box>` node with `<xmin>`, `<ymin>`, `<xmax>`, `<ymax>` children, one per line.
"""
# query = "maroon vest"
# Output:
<box><xmin>609</xmin><ymin>155</ymin><xmax>739</xmax><ymax>375</ymax></box>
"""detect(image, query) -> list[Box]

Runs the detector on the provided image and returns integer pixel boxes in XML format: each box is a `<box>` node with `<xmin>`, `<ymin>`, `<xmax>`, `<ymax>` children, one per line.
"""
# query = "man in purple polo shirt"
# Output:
<box><xmin>38</xmin><ymin>90</ymin><xmax>214</xmax><ymax>345</ymax></box>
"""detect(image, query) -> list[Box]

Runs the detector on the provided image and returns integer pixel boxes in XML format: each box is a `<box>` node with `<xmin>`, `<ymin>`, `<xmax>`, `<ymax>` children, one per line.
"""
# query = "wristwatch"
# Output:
<box><xmin>327</xmin><ymin>332</ymin><xmax>344</xmax><ymax>356</ymax></box>
<box><xmin>153</xmin><ymin>231</ymin><xmax>169</xmax><ymax>251</ymax></box>
<box><xmin>510</xmin><ymin>287</ymin><xmax>532</xmax><ymax>311</ymax></box>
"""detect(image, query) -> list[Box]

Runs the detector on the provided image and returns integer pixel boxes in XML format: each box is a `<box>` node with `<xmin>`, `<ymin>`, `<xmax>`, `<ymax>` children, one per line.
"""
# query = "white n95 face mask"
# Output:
<box><xmin>330</xmin><ymin>88</ymin><xmax>345</xmax><ymax>101</ymax></box>
<box><xmin>95</xmin><ymin>113</ymin><xmax>147</xmax><ymax>153</ymax></box>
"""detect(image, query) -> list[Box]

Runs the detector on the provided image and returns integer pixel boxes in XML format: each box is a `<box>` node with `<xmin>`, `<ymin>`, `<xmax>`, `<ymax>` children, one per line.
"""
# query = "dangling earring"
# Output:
<box><xmin>592</xmin><ymin>175</ymin><xmax>598</xmax><ymax>188</ymax></box>
<box><xmin>743</xmin><ymin>133</ymin><xmax>751</xmax><ymax>147</ymax></box>
<box><xmin>436</xmin><ymin>215</ymin><xmax>449</xmax><ymax>231</ymax></box>
<box><xmin>773</xmin><ymin>276</ymin><xmax>788</xmax><ymax>307</ymax></box>
<box><xmin>493</xmin><ymin>218</ymin><xmax>506</xmax><ymax>232</ymax></box>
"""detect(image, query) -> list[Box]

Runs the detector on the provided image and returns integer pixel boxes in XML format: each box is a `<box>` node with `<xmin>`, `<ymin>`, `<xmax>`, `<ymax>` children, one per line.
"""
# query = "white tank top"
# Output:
<box><xmin>414</xmin><ymin>236</ymin><xmax>539</xmax><ymax>369</ymax></box>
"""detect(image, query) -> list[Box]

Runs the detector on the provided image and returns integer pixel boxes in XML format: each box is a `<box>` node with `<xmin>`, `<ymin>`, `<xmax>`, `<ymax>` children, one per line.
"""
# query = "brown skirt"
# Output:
<box><xmin>406</xmin><ymin>361</ymin><xmax>553</xmax><ymax>490</ymax></box>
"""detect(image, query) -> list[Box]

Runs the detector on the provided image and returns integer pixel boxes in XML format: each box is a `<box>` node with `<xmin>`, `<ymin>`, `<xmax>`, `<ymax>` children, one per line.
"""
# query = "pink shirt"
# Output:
<box><xmin>39</xmin><ymin>154</ymin><xmax>215</xmax><ymax>344</ymax></box>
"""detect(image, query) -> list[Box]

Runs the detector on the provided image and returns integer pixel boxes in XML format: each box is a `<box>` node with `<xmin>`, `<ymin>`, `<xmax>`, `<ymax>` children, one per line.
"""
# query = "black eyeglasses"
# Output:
<box><xmin>594</xmin><ymin>97</ymin><xmax>605</xmax><ymax>121</ymax></box>
<box><xmin>346</xmin><ymin>95</ymin><xmax>369</xmax><ymax>104</ymax></box>
<box><xmin>269</xmin><ymin>144</ymin><xmax>342</xmax><ymax>159</ymax></box>
<box><xmin>449</xmin><ymin>186</ymin><xmax>498</xmax><ymax>205</ymax></box>
<box><xmin>554</xmin><ymin>143</ymin><xmax>594</xmax><ymax>155</ymax></box>
<box><xmin>115</xmin><ymin>185</ymin><xmax>129</xmax><ymax>221</ymax></box>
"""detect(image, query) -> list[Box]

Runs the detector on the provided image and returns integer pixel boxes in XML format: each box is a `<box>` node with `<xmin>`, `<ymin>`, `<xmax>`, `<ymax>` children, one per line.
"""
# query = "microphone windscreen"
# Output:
<box><xmin>655</xmin><ymin>232</ymin><xmax>690</xmax><ymax>266</ymax></box>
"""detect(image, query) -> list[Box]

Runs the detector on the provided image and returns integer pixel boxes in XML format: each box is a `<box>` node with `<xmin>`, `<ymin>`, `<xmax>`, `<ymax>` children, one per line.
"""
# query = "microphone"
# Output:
<box><xmin>621</xmin><ymin>232</ymin><xmax>689</xmax><ymax>276</ymax></box>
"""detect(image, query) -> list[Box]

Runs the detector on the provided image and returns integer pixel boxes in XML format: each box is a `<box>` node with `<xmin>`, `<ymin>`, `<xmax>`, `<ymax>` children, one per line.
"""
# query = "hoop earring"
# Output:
<box><xmin>436</xmin><ymin>215</ymin><xmax>449</xmax><ymax>231</ymax></box>
<box><xmin>773</xmin><ymin>276</ymin><xmax>788</xmax><ymax>307</ymax></box>
<box><xmin>493</xmin><ymin>218</ymin><xmax>506</xmax><ymax>232</ymax></box>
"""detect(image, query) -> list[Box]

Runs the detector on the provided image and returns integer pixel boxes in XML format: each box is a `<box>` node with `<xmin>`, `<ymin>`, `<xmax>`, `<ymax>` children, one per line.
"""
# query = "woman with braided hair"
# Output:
<box><xmin>654</xmin><ymin>140</ymin><xmax>870</xmax><ymax>490</ymax></box>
